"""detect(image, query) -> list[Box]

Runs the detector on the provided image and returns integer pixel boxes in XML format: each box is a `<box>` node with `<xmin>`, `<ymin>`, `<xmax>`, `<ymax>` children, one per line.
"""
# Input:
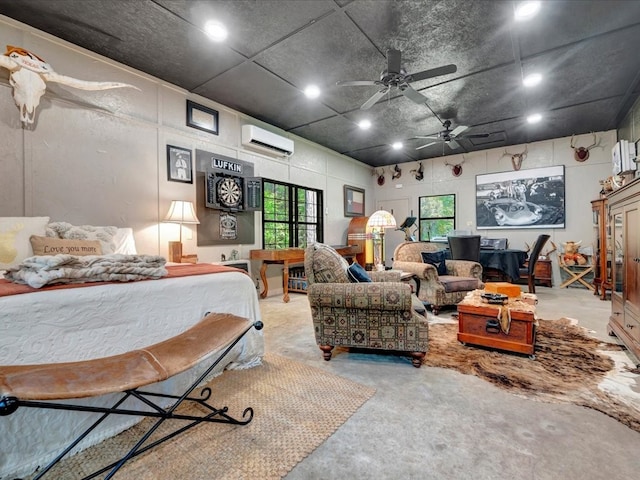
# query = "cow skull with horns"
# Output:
<box><xmin>0</xmin><ymin>45</ymin><xmax>139</xmax><ymax>125</ymax></box>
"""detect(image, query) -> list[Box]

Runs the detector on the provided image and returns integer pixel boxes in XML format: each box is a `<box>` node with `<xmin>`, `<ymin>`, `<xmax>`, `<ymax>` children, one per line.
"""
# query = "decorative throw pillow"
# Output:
<box><xmin>30</xmin><ymin>236</ymin><xmax>103</xmax><ymax>256</ymax></box>
<box><xmin>309</xmin><ymin>243</ymin><xmax>350</xmax><ymax>283</ymax></box>
<box><xmin>0</xmin><ymin>216</ymin><xmax>50</xmax><ymax>271</ymax></box>
<box><xmin>421</xmin><ymin>251</ymin><xmax>447</xmax><ymax>276</ymax></box>
<box><xmin>347</xmin><ymin>262</ymin><xmax>372</xmax><ymax>283</ymax></box>
<box><xmin>47</xmin><ymin>222</ymin><xmax>118</xmax><ymax>254</ymax></box>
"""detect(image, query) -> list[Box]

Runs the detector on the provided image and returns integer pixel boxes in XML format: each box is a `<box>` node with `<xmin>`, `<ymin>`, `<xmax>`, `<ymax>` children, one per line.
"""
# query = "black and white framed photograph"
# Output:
<box><xmin>476</xmin><ymin>165</ymin><xmax>565</xmax><ymax>229</ymax></box>
<box><xmin>186</xmin><ymin>100</ymin><xmax>219</xmax><ymax>135</ymax></box>
<box><xmin>167</xmin><ymin>145</ymin><xmax>193</xmax><ymax>183</ymax></box>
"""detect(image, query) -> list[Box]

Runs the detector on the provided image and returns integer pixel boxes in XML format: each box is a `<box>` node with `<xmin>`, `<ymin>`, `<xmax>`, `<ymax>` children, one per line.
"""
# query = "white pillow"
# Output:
<box><xmin>112</xmin><ymin>228</ymin><xmax>138</xmax><ymax>255</ymax></box>
<box><xmin>0</xmin><ymin>216</ymin><xmax>50</xmax><ymax>271</ymax></box>
<box><xmin>47</xmin><ymin>222</ymin><xmax>118</xmax><ymax>254</ymax></box>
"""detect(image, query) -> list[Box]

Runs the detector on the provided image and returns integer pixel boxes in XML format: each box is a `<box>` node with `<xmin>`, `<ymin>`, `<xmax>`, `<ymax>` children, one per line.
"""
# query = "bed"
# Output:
<box><xmin>0</xmin><ymin>219</ymin><xmax>264</xmax><ymax>479</ymax></box>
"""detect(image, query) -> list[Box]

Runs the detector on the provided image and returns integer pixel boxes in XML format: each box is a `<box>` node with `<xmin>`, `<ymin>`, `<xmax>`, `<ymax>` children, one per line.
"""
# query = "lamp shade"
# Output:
<box><xmin>366</xmin><ymin>210</ymin><xmax>396</xmax><ymax>229</ymax></box>
<box><xmin>163</xmin><ymin>200</ymin><xmax>200</xmax><ymax>224</ymax></box>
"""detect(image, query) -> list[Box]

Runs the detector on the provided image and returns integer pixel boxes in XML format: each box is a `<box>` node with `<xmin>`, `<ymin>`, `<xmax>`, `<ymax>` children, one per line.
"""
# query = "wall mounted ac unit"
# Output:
<box><xmin>241</xmin><ymin>125</ymin><xmax>294</xmax><ymax>157</ymax></box>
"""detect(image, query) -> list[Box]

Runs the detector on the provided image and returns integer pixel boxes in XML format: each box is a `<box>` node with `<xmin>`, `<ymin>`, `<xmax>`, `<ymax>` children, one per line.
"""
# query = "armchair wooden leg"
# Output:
<box><xmin>410</xmin><ymin>352</ymin><xmax>425</xmax><ymax>368</ymax></box>
<box><xmin>529</xmin><ymin>275</ymin><xmax>536</xmax><ymax>294</ymax></box>
<box><xmin>319</xmin><ymin>345</ymin><xmax>334</xmax><ymax>361</ymax></box>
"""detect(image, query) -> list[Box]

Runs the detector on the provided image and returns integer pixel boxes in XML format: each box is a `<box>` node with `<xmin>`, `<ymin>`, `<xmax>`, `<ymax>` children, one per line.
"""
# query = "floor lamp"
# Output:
<box><xmin>366</xmin><ymin>210</ymin><xmax>397</xmax><ymax>271</ymax></box>
<box><xmin>163</xmin><ymin>200</ymin><xmax>200</xmax><ymax>263</ymax></box>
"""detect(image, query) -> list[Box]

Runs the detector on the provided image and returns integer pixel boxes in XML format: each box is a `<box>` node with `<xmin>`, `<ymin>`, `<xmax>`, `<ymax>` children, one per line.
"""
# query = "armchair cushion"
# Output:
<box><xmin>347</xmin><ymin>262</ymin><xmax>372</xmax><ymax>282</ymax></box>
<box><xmin>439</xmin><ymin>275</ymin><xmax>483</xmax><ymax>293</ymax></box>
<box><xmin>307</xmin><ymin>243</ymin><xmax>350</xmax><ymax>284</ymax></box>
<box><xmin>421</xmin><ymin>251</ymin><xmax>447</xmax><ymax>276</ymax></box>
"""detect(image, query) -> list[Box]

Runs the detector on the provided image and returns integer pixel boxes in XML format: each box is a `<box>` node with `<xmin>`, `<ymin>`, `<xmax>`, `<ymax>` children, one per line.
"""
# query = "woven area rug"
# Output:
<box><xmin>33</xmin><ymin>353</ymin><xmax>375</xmax><ymax>480</ymax></box>
<box><xmin>424</xmin><ymin>317</ymin><xmax>640</xmax><ymax>433</ymax></box>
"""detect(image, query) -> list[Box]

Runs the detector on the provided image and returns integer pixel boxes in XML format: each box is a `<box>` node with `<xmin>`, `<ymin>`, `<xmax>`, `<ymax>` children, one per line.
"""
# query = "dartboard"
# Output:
<box><xmin>217</xmin><ymin>177</ymin><xmax>242</xmax><ymax>208</ymax></box>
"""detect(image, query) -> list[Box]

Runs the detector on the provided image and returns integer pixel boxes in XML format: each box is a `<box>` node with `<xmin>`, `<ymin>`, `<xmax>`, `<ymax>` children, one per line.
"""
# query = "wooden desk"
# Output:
<box><xmin>250</xmin><ymin>245</ymin><xmax>360</xmax><ymax>302</ymax></box>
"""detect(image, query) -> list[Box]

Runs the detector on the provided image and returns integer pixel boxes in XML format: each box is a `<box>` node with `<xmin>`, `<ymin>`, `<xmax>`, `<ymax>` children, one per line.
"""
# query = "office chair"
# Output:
<box><xmin>448</xmin><ymin>235</ymin><xmax>481</xmax><ymax>262</ymax></box>
<box><xmin>518</xmin><ymin>234</ymin><xmax>550</xmax><ymax>293</ymax></box>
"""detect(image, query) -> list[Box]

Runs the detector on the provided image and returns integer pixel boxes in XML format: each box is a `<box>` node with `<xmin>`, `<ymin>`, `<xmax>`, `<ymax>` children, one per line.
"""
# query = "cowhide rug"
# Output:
<box><xmin>423</xmin><ymin>318</ymin><xmax>640</xmax><ymax>433</ymax></box>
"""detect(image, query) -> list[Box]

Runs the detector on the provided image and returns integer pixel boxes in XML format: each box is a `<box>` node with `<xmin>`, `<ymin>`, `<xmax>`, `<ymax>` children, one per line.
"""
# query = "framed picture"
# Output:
<box><xmin>186</xmin><ymin>100</ymin><xmax>219</xmax><ymax>135</ymax></box>
<box><xmin>167</xmin><ymin>145</ymin><xmax>193</xmax><ymax>184</ymax></box>
<box><xmin>475</xmin><ymin>165</ymin><xmax>565</xmax><ymax>229</ymax></box>
<box><xmin>344</xmin><ymin>185</ymin><xmax>365</xmax><ymax>217</ymax></box>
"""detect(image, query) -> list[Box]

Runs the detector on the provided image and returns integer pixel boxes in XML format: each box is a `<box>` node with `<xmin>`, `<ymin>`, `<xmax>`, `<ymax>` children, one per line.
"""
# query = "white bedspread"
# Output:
<box><xmin>4</xmin><ymin>253</ymin><xmax>167</xmax><ymax>288</ymax></box>
<box><xmin>0</xmin><ymin>267</ymin><xmax>264</xmax><ymax>479</ymax></box>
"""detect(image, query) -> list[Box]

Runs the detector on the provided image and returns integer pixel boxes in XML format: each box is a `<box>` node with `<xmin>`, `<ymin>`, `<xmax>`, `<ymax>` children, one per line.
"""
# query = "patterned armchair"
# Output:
<box><xmin>304</xmin><ymin>243</ymin><xmax>429</xmax><ymax>368</ymax></box>
<box><xmin>392</xmin><ymin>241</ymin><xmax>484</xmax><ymax>315</ymax></box>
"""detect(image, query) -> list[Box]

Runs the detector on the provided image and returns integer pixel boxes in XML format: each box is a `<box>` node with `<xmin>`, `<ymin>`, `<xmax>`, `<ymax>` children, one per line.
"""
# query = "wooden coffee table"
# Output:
<box><xmin>457</xmin><ymin>299</ymin><xmax>537</xmax><ymax>358</ymax></box>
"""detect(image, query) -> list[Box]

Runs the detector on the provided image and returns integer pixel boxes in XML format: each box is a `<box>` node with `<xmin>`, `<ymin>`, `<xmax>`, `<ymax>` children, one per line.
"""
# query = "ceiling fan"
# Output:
<box><xmin>336</xmin><ymin>49</ymin><xmax>457</xmax><ymax>110</ymax></box>
<box><xmin>415</xmin><ymin>120</ymin><xmax>491</xmax><ymax>151</ymax></box>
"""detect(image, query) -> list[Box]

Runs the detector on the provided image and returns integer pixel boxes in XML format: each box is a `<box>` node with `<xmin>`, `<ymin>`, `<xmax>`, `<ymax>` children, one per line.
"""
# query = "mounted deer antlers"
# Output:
<box><xmin>524</xmin><ymin>240</ymin><xmax>557</xmax><ymax>260</ymax></box>
<box><xmin>444</xmin><ymin>157</ymin><xmax>465</xmax><ymax>177</ymax></box>
<box><xmin>372</xmin><ymin>167</ymin><xmax>386</xmax><ymax>186</ymax></box>
<box><xmin>570</xmin><ymin>132</ymin><xmax>598</xmax><ymax>162</ymax></box>
<box><xmin>410</xmin><ymin>162</ymin><xmax>424</xmax><ymax>181</ymax></box>
<box><xmin>392</xmin><ymin>164</ymin><xmax>402</xmax><ymax>180</ymax></box>
<box><xmin>503</xmin><ymin>146</ymin><xmax>528</xmax><ymax>171</ymax></box>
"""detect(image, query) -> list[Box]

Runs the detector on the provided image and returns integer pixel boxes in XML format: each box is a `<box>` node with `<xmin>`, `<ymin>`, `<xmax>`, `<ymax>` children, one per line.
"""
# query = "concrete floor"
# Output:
<box><xmin>259</xmin><ymin>286</ymin><xmax>640</xmax><ymax>480</ymax></box>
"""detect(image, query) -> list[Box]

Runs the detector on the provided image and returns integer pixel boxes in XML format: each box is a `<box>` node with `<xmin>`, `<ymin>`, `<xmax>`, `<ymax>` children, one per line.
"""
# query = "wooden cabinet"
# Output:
<box><xmin>591</xmin><ymin>197</ymin><xmax>612</xmax><ymax>299</ymax></box>
<box><xmin>607</xmin><ymin>178</ymin><xmax>640</xmax><ymax>366</ymax></box>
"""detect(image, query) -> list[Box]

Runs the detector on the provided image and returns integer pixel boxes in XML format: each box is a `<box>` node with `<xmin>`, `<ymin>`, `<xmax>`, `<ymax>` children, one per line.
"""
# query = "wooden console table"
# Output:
<box><xmin>250</xmin><ymin>245</ymin><xmax>360</xmax><ymax>302</ymax></box>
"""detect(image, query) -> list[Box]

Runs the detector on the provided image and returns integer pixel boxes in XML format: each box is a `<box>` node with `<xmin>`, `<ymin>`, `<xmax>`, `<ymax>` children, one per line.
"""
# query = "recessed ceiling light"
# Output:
<box><xmin>204</xmin><ymin>20</ymin><xmax>228</xmax><ymax>42</ymax></box>
<box><xmin>358</xmin><ymin>119</ymin><xmax>371</xmax><ymax>130</ymax></box>
<box><xmin>514</xmin><ymin>1</ymin><xmax>541</xmax><ymax>21</ymax></box>
<box><xmin>304</xmin><ymin>85</ymin><xmax>320</xmax><ymax>99</ymax></box>
<box><xmin>523</xmin><ymin>73</ymin><xmax>542</xmax><ymax>87</ymax></box>
<box><xmin>392</xmin><ymin>142</ymin><xmax>403</xmax><ymax>150</ymax></box>
<box><xmin>527</xmin><ymin>113</ymin><xmax>542</xmax><ymax>124</ymax></box>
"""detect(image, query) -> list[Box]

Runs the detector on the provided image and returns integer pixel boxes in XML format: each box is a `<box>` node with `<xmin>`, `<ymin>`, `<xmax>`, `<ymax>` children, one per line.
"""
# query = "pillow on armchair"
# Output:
<box><xmin>307</xmin><ymin>243</ymin><xmax>350</xmax><ymax>283</ymax></box>
<box><xmin>421</xmin><ymin>251</ymin><xmax>447</xmax><ymax>276</ymax></box>
<box><xmin>347</xmin><ymin>262</ymin><xmax>372</xmax><ymax>283</ymax></box>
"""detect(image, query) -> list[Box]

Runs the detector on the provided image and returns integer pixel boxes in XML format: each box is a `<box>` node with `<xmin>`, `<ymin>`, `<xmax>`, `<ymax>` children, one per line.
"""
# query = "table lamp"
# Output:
<box><xmin>163</xmin><ymin>200</ymin><xmax>200</xmax><ymax>263</ymax></box>
<box><xmin>367</xmin><ymin>209</ymin><xmax>397</xmax><ymax>270</ymax></box>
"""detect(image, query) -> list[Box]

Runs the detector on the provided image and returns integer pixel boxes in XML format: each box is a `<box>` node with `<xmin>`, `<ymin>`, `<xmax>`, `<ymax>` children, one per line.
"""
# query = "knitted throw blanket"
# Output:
<box><xmin>5</xmin><ymin>254</ymin><xmax>167</xmax><ymax>288</ymax></box>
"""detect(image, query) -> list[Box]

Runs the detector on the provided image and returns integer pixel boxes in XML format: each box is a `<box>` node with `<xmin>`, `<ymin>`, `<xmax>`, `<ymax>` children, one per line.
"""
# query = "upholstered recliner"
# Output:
<box><xmin>392</xmin><ymin>241</ymin><xmax>484</xmax><ymax>315</ymax></box>
<box><xmin>304</xmin><ymin>243</ymin><xmax>429</xmax><ymax>368</ymax></box>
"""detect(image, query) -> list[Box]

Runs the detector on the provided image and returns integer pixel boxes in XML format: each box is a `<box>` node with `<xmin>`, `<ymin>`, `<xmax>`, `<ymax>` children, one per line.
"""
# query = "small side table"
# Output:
<box><xmin>400</xmin><ymin>271</ymin><xmax>421</xmax><ymax>297</ymax></box>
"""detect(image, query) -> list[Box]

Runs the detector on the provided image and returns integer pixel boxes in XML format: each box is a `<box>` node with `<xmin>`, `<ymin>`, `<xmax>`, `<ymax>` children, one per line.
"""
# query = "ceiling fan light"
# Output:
<box><xmin>527</xmin><ymin>113</ymin><xmax>542</xmax><ymax>124</ymax></box>
<box><xmin>514</xmin><ymin>1</ymin><xmax>541</xmax><ymax>21</ymax></box>
<box><xmin>523</xmin><ymin>73</ymin><xmax>542</xmax><ymax>87</ymax></box>
<box><xmin>392</xmin><ymin>142</ymin><xmax>403</xmax><ymax>150</ymax></box>
<box><xmin>358</xmin><ymin>119</ymin><xmax>371</xmax><ymax>130</ymax></box>
<box><xmin>304</xmin><ymin>85</ymin><xmax>320</xmax><ymax>99</ymax></box>
<box><xmin>204</xmin><ymin>20</ymin><xmax>228</xmax><ymax>42</ymax></box>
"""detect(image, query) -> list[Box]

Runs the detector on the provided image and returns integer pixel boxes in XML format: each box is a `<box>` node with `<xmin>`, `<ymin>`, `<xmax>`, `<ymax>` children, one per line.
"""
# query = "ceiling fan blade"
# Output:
<box><xmin>416</xmin><ymin>141</ymin><xmax>438</xmax><ymax>150</ymax></box>
<box><xmin>450</xmin><ymin>125</ymin><xmax>469</xmax><ymax>137</ymax></box>
<box><xmin>408</xmin><ymin>64</ymin><xmax>457</xmax><ymax>83</ymax></box>
<box><xmin>360</xmin><ymin>88</ymin><xmax>388</xmax><ymax>110</ymax></box>
<box><xmin>447</xmin><ymin>139</ymin><xmax>461</xmax><ymax>150</ymax></box>
<box><xmin>336</xmin><ymin>80</ymin><xmax>378</xmax><ymax>87</ymax></box>
<box><xmin>400</xmin><ymin>85</ymin><xmax>428</xmax><ymax>104</ymax></box>
<box><xmin>414</xmin><ymin>135</ymin><xmax>439</xmax><ymax>140</ymax></box>
<box><xmin>387</xmin><ymin>49</ymin><xmax>401</xmax><ymax>74</ymax></box>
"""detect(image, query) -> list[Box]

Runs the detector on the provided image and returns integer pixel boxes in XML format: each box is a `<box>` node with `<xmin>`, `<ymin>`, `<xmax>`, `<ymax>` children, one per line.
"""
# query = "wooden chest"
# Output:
<box><xmin>457</xmin><ymin>303</ymin><xmax>537</xmax><ymax>357</ymax></box>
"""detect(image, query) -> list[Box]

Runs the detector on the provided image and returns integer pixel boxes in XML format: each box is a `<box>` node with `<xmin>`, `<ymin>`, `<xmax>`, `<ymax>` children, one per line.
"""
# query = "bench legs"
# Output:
<box><xmin>1</xmin><ymin>320</ymin><xmax>263</xmax><ymax>479</ymax></box>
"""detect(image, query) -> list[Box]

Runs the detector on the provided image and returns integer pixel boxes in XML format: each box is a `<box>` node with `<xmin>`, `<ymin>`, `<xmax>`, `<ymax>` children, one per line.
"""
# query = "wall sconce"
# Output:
<box><xmin>366</xmin><ymin>209</ymin><xmax>397</xmax><ymax>271</ymax></box>
<box><xmin>163</xmin><ymin>200</ymin><xmax>200</xmax><ymax>263</ymax></box>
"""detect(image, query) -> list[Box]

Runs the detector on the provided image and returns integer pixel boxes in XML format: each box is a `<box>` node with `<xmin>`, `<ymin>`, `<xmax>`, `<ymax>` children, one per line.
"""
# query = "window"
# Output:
<box><xmin>418</xmin><ymin>194</ymin><xmax>456</xmax><ymax>241</ymax></box>
<box><xmin>262</xmin><ymin>179</ymin><xmax>323</xmax><ymax>249</ymax></box>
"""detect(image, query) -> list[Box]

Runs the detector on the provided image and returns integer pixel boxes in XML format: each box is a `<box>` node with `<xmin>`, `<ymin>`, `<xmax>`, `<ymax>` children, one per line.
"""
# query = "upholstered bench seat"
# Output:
<box><xmin>0</xmin><ymin>313</ymin><xmax>250</xmax><ymax>401</ymax></box>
